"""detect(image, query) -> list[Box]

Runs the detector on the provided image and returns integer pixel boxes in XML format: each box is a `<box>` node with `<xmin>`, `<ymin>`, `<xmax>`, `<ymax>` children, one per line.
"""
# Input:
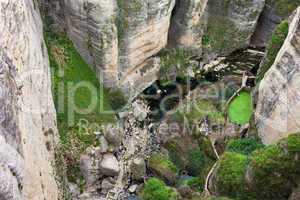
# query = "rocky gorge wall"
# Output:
<box><xmin>40</xmin><ymin>0</ymin><xmax>267</xmax><ymax>96</ymax></box>
<box><xmin>256</xmin><ymin>7</ymin><xmax>300</xmax><ymax>144</ymax></box>
<box><xmin>0</xmin><ymin>0</ymin><xmax>59</xmax><ymax>199</ymax></box>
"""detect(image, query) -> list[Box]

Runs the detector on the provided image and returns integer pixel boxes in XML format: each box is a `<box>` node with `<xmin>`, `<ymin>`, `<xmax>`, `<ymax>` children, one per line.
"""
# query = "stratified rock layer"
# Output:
<box><xmin>0</xmin><ymin>0</ymin><xmax>58</xmax><ymax>199</ymax></box>
<box><xmin>256</xmin><ymin>7</ymin><xmax>300</xmax><ymax>144</ymax></box>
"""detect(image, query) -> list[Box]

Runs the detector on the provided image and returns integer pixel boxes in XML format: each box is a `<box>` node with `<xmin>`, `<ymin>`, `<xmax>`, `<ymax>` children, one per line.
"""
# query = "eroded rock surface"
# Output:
<box><xmin>203</xmin><ymin>0</ymin><xmax>265</xmax><ymax>57</ymax></box>
<box><xmin>256</xmin><ymin>7</ymin><xmax>300</xmax><ymax>144</ymax></box>
<box><xmin>0</xmin><ymin>0</ymin><xmax>58</xmax><ymax>199</ymax></box>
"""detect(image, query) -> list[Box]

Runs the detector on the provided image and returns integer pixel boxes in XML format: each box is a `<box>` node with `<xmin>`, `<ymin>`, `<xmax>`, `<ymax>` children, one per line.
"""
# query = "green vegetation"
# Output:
<box><xmin>158</xmin><ymin>48</ymin><xmax>196</xmax><ymax>85</ymax></box>
<box><xmin>203</xmin><ymin>16</ymin><xmax>248</xmax><ymax>55</ymax></box>
<box><xmin>107</xmin><ymin>88</ymin><xmax>128</xmax><ymax>111</ymax></box>
<box><xmin>45</xmin><ymin>31</ymin><xmax>116</xmax><ymax>182</ymax></box>
<box><xmin>226</xmin><ymin>138</ymin><xmax>264</xmax><ymax>155</ymax></box>
<box><xmin>250</xmin><ymin>133</ymin><xmax>300</xmax><ymax>199</ymax></box>
<box><xmin>216</xmin><ymin>152</ymin><xmax>249</xmax><ymax>198</ymax></box>
<box><xmin>257</xmin><ymin>20</ymin><xmax>289</xmax><ymax>81</ymax></box>
<box><xmin>142</xmin><ymin>178</ymin><xmax>179</xmax><ymax>200</ymax></box>
<box><xmin>174</xmin><ymin>99</ymin><xmax>225</xmax><ymax>126</ymax></box>
<box><xmin>273</xmin><ymin>0</ymin><xmax>300</xmax><ymax>17</ymax></box>
<box><xmin>148</xmin><ymin>153</ymin><xmax>178</xmax><ymax>184</ymax></box>
<box><xmin>216</xmin><ymin>134</ymin><xmax>300</xmax><ymax>200</ymax></box>
<box><xmin>228</xmin><ymin>91</ymin><xmax>253</xmax><ymax>125</ymax></box>
<box><xmin>186</xmin><ymin>150</ymin><xmax>206</xmax><ymax>176</ymax></box>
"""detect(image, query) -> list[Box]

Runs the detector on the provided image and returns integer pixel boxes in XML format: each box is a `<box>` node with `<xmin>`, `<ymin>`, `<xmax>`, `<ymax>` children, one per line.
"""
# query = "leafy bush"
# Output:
<box><xmin>148</xmin><ymin>154</ymin><xmax>178</xmax><ymax>184</ymax></box>
<box><xmin>226</xmin><ymin>138</ymin><xmax>264</xmax><ymax>155</ymax></box>
<box><xmin>107</xmin><ymin>88</ymin><xmax>128</xmax><ymax>111</ymax></box>
<box><xmin>249</xmin><ymin>134</ymin><xmax>300</xmax><ymax>199</ymax></box>
<box><xmin>216</xmin><ymin>152</ymin><xmax>249</xmax><ymax>198</ymax></box>
<box><xmin>186</xmin><ymin>150</ymin><xmax>206</xmax><ymax>176</ymax></box>
<box><xmin>257</xmin><ymin>20</ymin><xmax>289</xmax><ymax>81</ymax></box>
<box><xmin>142</xmin><ymin>178</ymin><xmax>178</xmax><ymax>200</ymax></box>
<box><xmin>158</xmin><ymin>48</ymin><xmax>196</xmax><ymax>84</ymax></box>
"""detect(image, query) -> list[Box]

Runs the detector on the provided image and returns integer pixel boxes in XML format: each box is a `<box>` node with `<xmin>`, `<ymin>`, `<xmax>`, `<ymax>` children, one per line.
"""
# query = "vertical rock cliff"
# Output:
<box><xmin>0</xmin><ymin>0</ymin><xmax>59</xmax><ymax>199</ymax></box>
<box><xmin>256</xmin><ymin>7</ymin><xmax>300</xmax><ymax>144</ymax></box>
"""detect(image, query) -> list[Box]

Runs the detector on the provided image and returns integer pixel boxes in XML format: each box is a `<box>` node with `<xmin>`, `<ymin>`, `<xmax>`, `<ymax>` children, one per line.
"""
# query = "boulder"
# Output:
<box><xmin>255</xmin><ymin>7</ymin><xmax>300</xmax><ymax>144</ymax></box>
<box><xmin>80</xmin><ymin>154</ymin><xmax>100</xmax><ymax>187</ymax></box>
<box><xmin>99</xmin><ymin>154</ymin><xmax>120</xmax><ymax>177</ymax></box>
<box><xmin>130</xmin><ymin>157</ymin><xmax>146</xmax><ymax>181</ymax></box>
<box><xmin>101</xmin><ymin>177</ymin><xmax>116</xmax><ymax>194</ymax></box>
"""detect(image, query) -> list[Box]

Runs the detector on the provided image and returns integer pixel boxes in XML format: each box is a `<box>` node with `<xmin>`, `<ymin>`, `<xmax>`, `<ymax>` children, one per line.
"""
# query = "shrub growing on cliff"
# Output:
<box><xmin>216</xmin><ymin>152</ymin><xmax>250</xmax><ymax>199</ymax></box>
<box><xmin>249</xmin><ymin>134</ymin><xmax>300</xmax><ymax>199</ymax></box>
<box><xmin>142</xmin><ymin>178</ymin><xmax>179</xmax><ymax>200</ymax></box>
<box><xmin>148</xmin><ymin>153</ymin><xmax>178</xmax><ymax>184</ymax></box>
<box><xmin>226</xmin><ymin>138</ymin><xmax>264</xmax><ymax>155</ymax></box>
<box><xmin>257</xmin><ymin>20</ymin><xmax>289</xmax><ymax>81</ymax></box>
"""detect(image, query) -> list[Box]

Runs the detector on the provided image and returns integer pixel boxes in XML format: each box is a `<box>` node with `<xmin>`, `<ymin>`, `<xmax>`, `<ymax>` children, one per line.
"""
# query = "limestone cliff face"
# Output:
<box><xmin>203</xmin><ymin>0</ymin><xmax>265</xmax><ymax>57</ymax></box>
<box><xmin>0</xmin><ymin>0</ymin><xmax>58</xmax><ymax>199</ymax></box>
<box><xmin>168</xmin><ymin>0</ymin><xmax>208</xmax><ymax>53</ymax></box>
<box><xmin>117</xmin><ymin>0</ymin><xmax>175</xmax><ymax>95</ymax></box>
<box><xmin>256</xmin><ymin>7</ymin><xmax>300</xmax><ymax>145</ymax></box>
<box><xmin>251</xmin><ymin>0</ymin><xmax>300</xmax><ymax>47</ymax></box>
<box><xmin>40</xmin><ymin>0</ymin><xmax>174</xmax><ymax>97</ymax></box>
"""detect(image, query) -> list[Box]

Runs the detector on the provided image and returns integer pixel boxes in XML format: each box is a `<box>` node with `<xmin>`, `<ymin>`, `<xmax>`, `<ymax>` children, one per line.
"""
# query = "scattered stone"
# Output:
<box><xmin>99</xmin><ymin>154</ymin><xmax>120</xmax><ymax>177</ymax></box>
<box><xmin>80</xmin><ymin>154</ymin><xmax>99</xmax><ymax>187</ymax></box>
<box><xmin>101</xmin><ymin>178</ymin><xmax>116</xmax><ymax>194</ymax></box>
<box><xmin>104</xmin><ymin>124</ymin><xmax>123</xmax><ymax>148</ymax></box>
<box><xmin>99</xmin><ymin>136</ymin><xmax>109</xmax><ymax>154</ymax></box>
<box><xmin>128</xmin><ymin>184</ymin><xmax>138</xmax><ymax>193</ymax></box>
<box><xmin>68</xmin><ymin>182</ymin><xmax>81</xmax><ymax>199</ymax></box>
<box><xmin>132</xmin><ymin>101</ymin><xmax>148</xmax><ymax>121</ymax></box>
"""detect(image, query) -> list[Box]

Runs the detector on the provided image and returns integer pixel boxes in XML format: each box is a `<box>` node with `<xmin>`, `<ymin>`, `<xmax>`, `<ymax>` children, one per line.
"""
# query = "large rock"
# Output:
<box><xmin>99</xmin><ymin>154</ymin><xmax>120</xmax><ymax>177</ymax></box>
<box><xmin>168</xmin><ymin>0</ymin><xmax>208</xmax><ymax>53</ymax></box>
<box><xmin>0</xmin><ymin>0</ymin><xmax>59</xmax><ymax>199</ymax></box>
<box><xmin>65</xmin><ymin>0</ymin><xmax>119</xmax><ymax>88</ymax></box>
<box><xmin>251</xmin><ymin>0</ymin><xmax>300</xmax><ymax>47</ymax></box>
<box><xmin>41</xmin><ymin>0</ymin><xmax>175</xmax><ymax>96</ymax></box>
<box><xmin>203</xmin><ymin>0</ymin><xmax>265</xmax><ymax>57</ymax></box>
<box><xmin>255</xmin><ymin>7</ymin><xmax>300</xmax><ymax>144</ymax></box>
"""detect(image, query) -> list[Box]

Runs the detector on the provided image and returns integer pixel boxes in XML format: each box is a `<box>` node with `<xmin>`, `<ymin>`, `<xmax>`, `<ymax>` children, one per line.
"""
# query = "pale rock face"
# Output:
<box><xmin>168</xmin><ymin>0</ymin><xmax>208</xmax><ymax>52</ymax></box>
<box><xmin>256</xmin><ymin>7</ymin><xmax>300</xmax><ymax>145</ymax></box>
<box><xmin>203</xmin><ymin>0</ymin><xmax>265</xmax><ymax>57</ymax></box>
<box><xmin>65</xmin><ymin>0</ymin><xmax>119</xmax><ymax>88</ymax></box>
<box><xmin>0</xmin><ymin>0</ymin><xmax>59</xmax><ymax>199</ymax></box>
<box><xmin>117</xmin><ymin>0</ymin><xmax>175</xmax><ymax>96</ymax></box>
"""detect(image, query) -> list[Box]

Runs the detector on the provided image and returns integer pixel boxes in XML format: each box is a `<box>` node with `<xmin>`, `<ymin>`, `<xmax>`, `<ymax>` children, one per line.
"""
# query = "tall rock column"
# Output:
<box><xmin>65</xmin><ymin>0</ymin><xmax>119</xmax><ymax>88</ymax></box>
<box><xmin>117</xmin><ymin>0</ymin><xmax>176</xmax><ymax>96</ymax></box>
<box><xmin>202</xmin><ymin>0</ymin><xmax>265</xmax><ymax>57</ymax></box>
<box><xmin>0</xmin><ymin>0</ymin><xmax>59</xmax><ymax>199</ymax></box>
<box><xmin>168</xmin><ymin>0</ymin><xmax>208</xmax><ymax>53</ymax></box>
<box><xmin>256</xmin><ymin>7</ymin><xmax>300</xmax><ymax>144</ymax></box>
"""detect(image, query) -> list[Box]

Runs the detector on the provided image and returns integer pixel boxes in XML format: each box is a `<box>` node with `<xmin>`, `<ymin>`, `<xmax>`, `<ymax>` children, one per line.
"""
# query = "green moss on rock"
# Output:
<box><xmin>249</xmin><ymin>134</ymin><xmax>300</xmax><ymax>199</ymax></box>
<box><xmin>148</xmin><ymin>153</ymin><xmax>178</xmax><ymax>185</ymax></box>
<box><xmin>142</xmin><ymin>178</ymin><xmax>179</xmax><ymax>200</ymax></box>
<box><xmin>226</xmin><ymin>138</ymin><xmax>264</xmax><ymax>155</ymax></box>
<box><xmin>257</xmin><ymin>20</ymin><xmax>289</xmax><ymax>82</ymax></box>
<box><xmin>216</xmin><ymin>152</ymin><xmax>249</xmax><ymax>198</ymax></box>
